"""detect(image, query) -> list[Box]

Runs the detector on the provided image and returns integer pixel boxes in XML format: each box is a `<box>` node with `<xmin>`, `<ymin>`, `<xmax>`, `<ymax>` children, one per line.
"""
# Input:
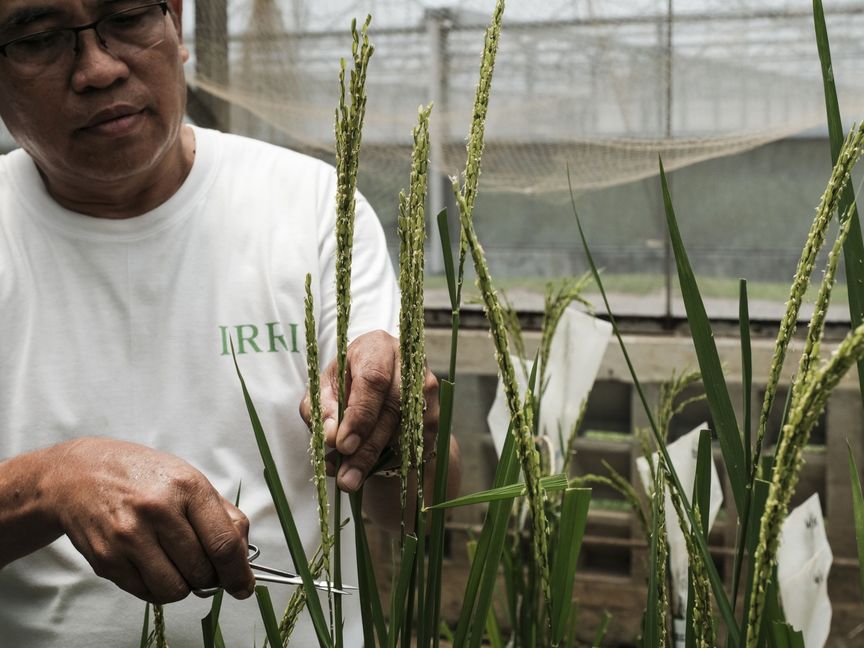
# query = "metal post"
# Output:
<box><xmin>426</xmin><ymin>9</ymin><xmax>450</xmax><ymax>275</ymax></box>
<box><xmin>663</xmin><ymin>0</ymin><xmax>674</xmax><ymax>325</ymax></box>
<box><xmin>193</xmin><ymin>0</ymin><xmax>231</xmax><ymax>131</ymax></box>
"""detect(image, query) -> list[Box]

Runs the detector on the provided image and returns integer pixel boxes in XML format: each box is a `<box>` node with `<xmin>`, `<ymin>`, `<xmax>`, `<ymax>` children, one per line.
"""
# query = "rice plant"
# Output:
<box><xmin>138</xmin><ymin>1</ymin><xmax>864</xmax><ymax>646</ymax></box>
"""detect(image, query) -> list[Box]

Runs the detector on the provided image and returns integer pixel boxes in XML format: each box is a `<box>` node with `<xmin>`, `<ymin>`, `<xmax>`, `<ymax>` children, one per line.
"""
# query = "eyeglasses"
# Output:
<box><xmin>0</xmin><ymin>1</ymin><xmax>169</xmax><ymax>79</ymax></box>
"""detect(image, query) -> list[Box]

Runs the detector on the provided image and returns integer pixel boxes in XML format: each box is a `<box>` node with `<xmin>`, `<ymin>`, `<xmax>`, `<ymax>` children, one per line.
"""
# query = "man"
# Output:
<box><xmin>0</xmin><ymin>0</ymin><xmax>459</xmax><ymax>644</ymax></box>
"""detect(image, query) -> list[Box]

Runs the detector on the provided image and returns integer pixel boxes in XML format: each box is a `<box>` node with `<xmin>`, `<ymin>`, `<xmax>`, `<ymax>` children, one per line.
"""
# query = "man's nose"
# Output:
<box><xmin>70</xmin><ymin>29</ymin><xmax>130</xmax><ymax>92</ymax></box>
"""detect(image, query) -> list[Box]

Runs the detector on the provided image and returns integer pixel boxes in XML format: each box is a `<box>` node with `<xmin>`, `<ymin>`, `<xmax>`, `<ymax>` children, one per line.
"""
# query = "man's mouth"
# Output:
<box><xmin>81</xmin><ymin>107</ymin><xmax>146</xmax><ymax>136</ymax></box>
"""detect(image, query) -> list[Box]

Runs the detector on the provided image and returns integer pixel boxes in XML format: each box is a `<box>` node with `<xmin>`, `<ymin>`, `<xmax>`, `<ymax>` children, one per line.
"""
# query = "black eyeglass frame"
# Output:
<box><xmin>0</xmin><ymin>1</ymin><xmax>169</xmax><ymax>59</ymax></box>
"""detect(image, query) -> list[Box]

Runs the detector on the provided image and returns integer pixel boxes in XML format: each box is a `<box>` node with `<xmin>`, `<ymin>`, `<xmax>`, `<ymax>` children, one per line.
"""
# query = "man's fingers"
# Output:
<box><xmin>422</xmin><ymin>367</ymin><xmax>440</xmax><ymax>442</ymax></box>
<box><xmin>157</xmin><ymin>526</ymin><xmax>217</xmax><ymax>591</ymax></box>
<box><xmin>72</xmin><ymin>532</ymin><xmax>154</xmax><ymax>602</ymax></box>
<box><xmin>337</xmin><ymin>404</ymin><xmax>399</xmax><ymax>491</ymax></box>
<box><xmin>300</xmin><ymin>361</ymin><xmax>340</xmax><ymax>446</ymax></box>
<box><xmin>131</xmin><ymin>545</ymin><xmax>192</xmax><ymax>605</ymax></box>
<box><xmin>339</xmin><ymin>350</ymin><xmax>400</xmax><ymax>453</ymax></box>
<box><xmin>185</xmin><ymin>493</ymin><xmax>254</xmax><ymax>599</ymax></box>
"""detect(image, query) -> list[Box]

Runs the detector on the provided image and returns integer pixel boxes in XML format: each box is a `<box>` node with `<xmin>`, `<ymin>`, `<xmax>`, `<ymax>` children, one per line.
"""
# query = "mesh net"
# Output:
<box><xmin>183</xmin><ymin>0</ymin><xmax>864</xmax><ymax>318</ymax></box>
<box><xmin>187</xmin><ymin>0</ymin><xmax>864</xmax><ymax>194</ymax></box>
<box><xmin>4</xmin><ymin>2</ymin><xmax>863</xmax><ymax>316</ymax></box>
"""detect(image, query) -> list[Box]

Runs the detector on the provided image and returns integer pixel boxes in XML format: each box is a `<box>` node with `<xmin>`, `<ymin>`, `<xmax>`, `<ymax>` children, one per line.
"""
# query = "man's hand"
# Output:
<box><xmin>47</xmin><ymin>437</ymin><xmax>255</xmax><ymax>604</ymax></box>
<box><xmin>299</xmin><ymin>330</ymin><xmax>440</xmax><ymax>492</ymax></box>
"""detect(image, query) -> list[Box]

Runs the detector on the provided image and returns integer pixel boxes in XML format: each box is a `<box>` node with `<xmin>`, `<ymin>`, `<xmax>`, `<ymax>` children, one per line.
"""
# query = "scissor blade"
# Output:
<box><xmin>251</xmin><ymin>562</ymin><xmax>358</xmax><ymax>591</ymax></box>
<box><xmin>254</xmin><ymin>573</ymin><xmax>352</xmax><ymax>596</ymax></box>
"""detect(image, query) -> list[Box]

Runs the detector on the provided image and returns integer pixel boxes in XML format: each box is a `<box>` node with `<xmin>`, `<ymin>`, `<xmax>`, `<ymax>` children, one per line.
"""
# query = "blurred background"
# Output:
<box><xmin>4</xmin><ymin>1</ymin><xmax>864</xmax><ymax>643</ymax></box>
<box><xmin>178</xmin><ymin>0</ymin><xmax>864</xmax><ymax>323</ymax></box>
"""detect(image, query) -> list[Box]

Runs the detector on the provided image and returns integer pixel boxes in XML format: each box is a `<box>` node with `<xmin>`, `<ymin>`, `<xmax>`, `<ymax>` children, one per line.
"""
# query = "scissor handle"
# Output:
<box><xmin>192</xmin><ymin>542</ymin><xmax>261</xmax><ymax>598</ymax></box>
<box><xmin>247</xmin><ymin>543</ymin><xmax>261</xmax><ymax>562</ymax></box>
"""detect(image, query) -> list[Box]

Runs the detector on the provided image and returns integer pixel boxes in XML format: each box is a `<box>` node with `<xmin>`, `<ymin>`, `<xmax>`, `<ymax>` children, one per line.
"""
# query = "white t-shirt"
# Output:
<box><xmin>0</xmin><ymin>126</ymin><xmax>398</xmax><ymax>646</ymax></box>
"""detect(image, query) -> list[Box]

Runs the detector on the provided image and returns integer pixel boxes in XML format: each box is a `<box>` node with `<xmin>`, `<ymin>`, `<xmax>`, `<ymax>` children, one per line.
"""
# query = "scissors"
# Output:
<box><xmin>193</xmin><ymin>543</ymin><xmax>356</xmax><ymax>598</ymax></box>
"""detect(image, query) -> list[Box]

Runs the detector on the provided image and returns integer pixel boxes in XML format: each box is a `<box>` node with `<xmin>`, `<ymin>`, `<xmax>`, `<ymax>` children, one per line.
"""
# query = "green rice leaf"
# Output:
<box><xmin>660</xmin><ymin>160</ymin><xmax>746</xmax><ymax>514</ymax></box>
<box><xmin>425</xmin><ymin>473</ymin><xmax>569</xmax><ymax>510</ymax></box>
<box><xmin>759</xmin><ymin>578</ymin><xmax>787</xmax><ymax>648</ymax></box>
<box><xmin>742</xmin><ymin>478</ymin><xmax>771</xmax><ymax>643</ymax></box>
<box><xmin>644</xmin><ymin>486</ymin><xmax>662</xmax><ymax>648</ymax></box>
<box><xmin>592</xmin><ymin>611</ymin><xmax>612</xmax><ymax>647</ymax></box>
<box><xmin>570</xmin><ymin>170</ymin><xmax>739</xmax><ymax>644</ymax></box>
<box><xmin>255</xmin><ymin>586</ymin><xmax>284</xmax><ymax>648</ymax></box>
<box><xmin>770</xmin><ymin>622</ymin><xmax>805</xmax><ymax>648</ymax></box>
<box><xmin>846</xmin><ymin>441</ymin><xmax>864</xmax><ymax>604</ymax></box>
<box><xmin>232</xmin><ymin>346</ymin><xmax>333</xmax><ymax>648</ymax></box>
<box><xmin>201</xmin><ymin>483</ymin><xmax>243</xmax><ymax>648</ymax></box>
<box><xmin>350</xmin><ymin>490</ymin><xmax>384</xmax><ymax>648</ymax></box>
<box><xmin>740</xmin><ymin>279</ymin><xmax>753</xmax><ymax>476</ymax></box>
<box><xmin>424</xmin><ymin>379</ymin><xmax>456</xmax><ymax>648</ymax></box>
<box><xmin>201</xmin><ymin>590</ymin><xmax>226</xmax><ymax>648</ymax></box>
<box><xmin>387</xmin><ymin>534</ymin><xmax>419</xmax><ymax>648</ymax></box>
<box><xmin>695</xmin><ymin>430</ymin><xmax>712</xmax><ymax>533</ymax></box>
<box><xmin>437</xmin><ymin>209</ymin><xmax>457</xmax><ymax>310</ymax></box>
<box><xmin>814</xmin><ymin>0</ymin><xmax>864</xmax><ymax>398</ymax></box>
<box><xmin>456</xmin><ymin>356</ymin><xmax>540</xmax><ymax>648</ymax></box>
<box><xmin>550</xmin><ymin>488</ymin><xmax>591</xmax><ymax>644</ymax></box>
<box><xmin>461</xmin><ymin>426</ymin><xmax>520</xmax><ymax>648</ymax></box>
<box><xmin>686</xmin><ymin>429</ymin><xmax>713</xmax><ymax>648</ymax></box>
<box><xmin>466</xmin><ymin>541</ymin><xmax>504</xmax><ymax>648</ymax></box>
<box><xmin>139</xmin><ymin>603</ymin><xmax>151</xmax><ymax>648</ymax></box>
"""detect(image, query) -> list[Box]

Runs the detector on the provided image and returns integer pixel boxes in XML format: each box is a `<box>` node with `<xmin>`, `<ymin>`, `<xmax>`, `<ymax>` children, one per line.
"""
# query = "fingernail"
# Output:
<box><xmin>231</xmin><ymin>585</ymin><xmax>254</xmax><ymax>600</ymax></box>
<box><xmin>323</xmin><ymin>418</ymin><xmax>337</xmax><ymax>445</ymax></box>
<box><xmin>340</xmin><ymin>467</ymin><xmax>363</xmax><ymax>491</ymax></box>
<box><xmin>342</xmin><ymin>434</ymin><xmax>361</xmax><ymax>454</ymax></box>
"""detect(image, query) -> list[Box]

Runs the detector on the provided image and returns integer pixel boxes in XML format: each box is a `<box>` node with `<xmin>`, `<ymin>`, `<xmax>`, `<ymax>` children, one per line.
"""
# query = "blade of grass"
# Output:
<box><xmin>203</xmin><ymin>482</ymin><xmax>242</xmax><ymax>648</ymax></box>
<box><xmin>255</xmin><ymin>586</ymin><xmax>284</xmax><ymax>648</ymax></box>
<box><xmin>550</xmin><ymin>488</ymin><xmax>592</xmax><ymax>644</ymax></box>
<box><xmin>759</xmin><ymin>577</ymin><xmax>786</xmax><ymax>648</ymax></box>
<box><xmin>232</xmin><ymin>345</ymin><xmax>333</xmax><ymax>648</ymax></box>
<box><xmin>139</xmin><ymin>603</ymin><xmax>151</xmax><ymax>648</ymax></box>
<box><xmin>770</xmin><ymin>622</ymin><xmax>805</xmax><ymax>648</ymax></box>
<box><xmin>438</xmin><ymin>209</ymin><xmax>462</xmax><ymax>388</ymax></box>
<box><xmin>569</xmin><ymin>170</ymin><xmax>739</xmax><ymax>644</ymax></box>
<box><xmin>466</xmin><ymin>541</ymin><xmax>504</xmax><ymax>648</ymax></box>
<box><xmin>846</xmin><ymin>441</ymin><xmax>864</xmax><ymax>604</ymax></box>
<box><xmin>644</xmin><ymin>484</ymin><xmax>662</xmax><ymax>648</ymax></box>
<box><xmin>814</xmin><ymin>0</ymin><xmax>864</xmax><ymax>398</ymax></box>
<box><xmin>426</xmin><ymin>474</ymin><xmax>569</xmax><ymax>510</ymax></box>
<box><xmin>349</xmin><ymin>489</ymin><xmax>383</xmax><ymax>648</ymax></box>
<box><xmin>464</xmin><ymin>358</ymin><xmax>542</xmax><ymax>648</ymax></box>
<box><xmin>686</xmin><ymin>430</ymin><xmax>712</xmax><ymax>648</ymax></box>
<box><xmin>402</xmin><ymin>569</ymin><xmax>417</xmax><ymax>648</ymax></box>
<box><xmin>424</xmin><ymin>378</ymin><xmax>456</xmax><ymax>648</ymax></box>
<box><xmin>459</xmin><ymin>427</ymin><xmax>520</xmax><ymax>648</ymax></box>
<box><xmin>387</xmin><ymin>534</ymin><xmax>419</xmax><ymax>648</ymax></box>
<box><xmin>659</xmin><ymin>161</ymin><xmax>746</xmax><ymax>514</ymax></box>
<box><xmin>592</xmin><ymin>611</ymin><xmax>612</xmax><ymax>647</ymax></box>
<box><xmin>741</xmin><ymin>280</ymin><xmax>753</xmax><ymax>476</ymax></box>
<box><xmin>695</xmin><ymin>430</ymin><xmax>712</xmax><ymax>533</ymax></box>
<box><xmin>730</xmin><ymin>281</ymin><xmax>754</xmax><ymax>621</ymax></box>
<box><xmin>201</xmin><ymin>590</ymin><xmax>226</xmax><ymax>648</ymax></box>
<box><xmin>742</xmin><ymin>478</ymin><xmax>771</xmax><ymax>644</ymax></box>
<box><xmin>438</xmin><ymin>209</ymin><xmax>457</xmax><ymax>312</ymax></box>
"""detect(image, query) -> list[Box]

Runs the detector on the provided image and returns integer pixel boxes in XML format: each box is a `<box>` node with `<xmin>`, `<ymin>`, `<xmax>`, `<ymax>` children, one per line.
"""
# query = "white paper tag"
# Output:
<box><xmin>636</xmin><ymin>425</ymin><xmax>724</xmax><ymax>616</ymax></box>
<box><xmin>777</xmin><ymin>493</ymin><xmax>833</xmax><ymax>648</ymax></box>
<box><xmin>485</xmin><ymin>308</ymin><xmax>612</xmax><ymax>473</ymax></box>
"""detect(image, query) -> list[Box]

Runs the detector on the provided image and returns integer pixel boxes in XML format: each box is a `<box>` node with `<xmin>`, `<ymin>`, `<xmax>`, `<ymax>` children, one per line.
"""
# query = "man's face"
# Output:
<box><xmin>0</xmin><ymin>0</ymin><xmax>188</xmax><ymax>185</ymax></box>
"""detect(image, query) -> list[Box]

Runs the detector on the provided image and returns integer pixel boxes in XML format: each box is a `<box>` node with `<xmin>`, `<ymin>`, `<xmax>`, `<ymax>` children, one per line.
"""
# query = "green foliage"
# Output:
<box><xmin>847</xmin><ymin>443</ymin><xmax>864</xmax><ymax>605</ymax></box>
<box><xmin>141</xmin><ymin>2</ymin><xmax>864</xmax><ymax>647</ymax></box>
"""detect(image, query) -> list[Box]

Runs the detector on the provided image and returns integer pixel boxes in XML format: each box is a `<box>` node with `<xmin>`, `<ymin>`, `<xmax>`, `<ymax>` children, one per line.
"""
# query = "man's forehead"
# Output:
<box><xmin>0</xmin><ymin>0</ymin><xmax>135</xmax><ymax>26</ymax></box>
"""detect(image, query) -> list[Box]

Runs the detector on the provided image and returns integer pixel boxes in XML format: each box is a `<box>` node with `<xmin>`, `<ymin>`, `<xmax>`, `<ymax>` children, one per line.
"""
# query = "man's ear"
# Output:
<box><xmin>167</xmin><ymin>0</ymin><xmax>189</xmax><ymax>63</ymax></box>
<box><xmin>168</xmin><ymin>0</ymin><xmax>183</xmax><ymax>26</ymax></box>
